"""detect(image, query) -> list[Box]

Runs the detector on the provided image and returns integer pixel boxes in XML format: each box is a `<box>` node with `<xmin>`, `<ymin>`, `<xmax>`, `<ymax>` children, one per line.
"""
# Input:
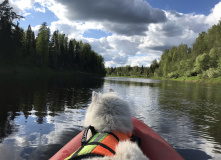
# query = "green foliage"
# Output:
<box><xmin>209</xmin><ymin>47</ymin><xmax>221</xmax><ymax>68</ymax></box>
<box><xmin>0</xmin><ymin>0</ymin><xmax>23</xmax><ymax>63</ymax></box>
<box><xmin>154</xmin><ymin>21</ymin><xmax>221</xmax><ymax>79</ymax></box>
<box><xmin>197</xmin><ymin>68</ymin><xmax>220</xmax><ymax>79</ymax></box>
<box><xmin>168</xmin><ymin>72</ymin><xmax>179</xmax><ymax>78</ymax></box>
<box><xmin>206</xmin><ymin>21</ymin><xmax>221</xmax><ymax>49</ymax></box>
<box><xmin>0</xmin><ymin>1</ymin><xmax>106</xmax><ymax>75</ymax></box>
<box><xmin>109</xmin><ymin>20</ymin><xmax>221</xmax><ymax>80</ymax></box>
<box><xmin>49</xmin><ymin>30</ymin><xmax>59</xmax><ymax>68</ymax></box>
<box><xmin>106</xmin><ymin>65</ymin><xmax>151</xmax><ymax>77</ymax></box>
<box><xmin>192</xmin><ymin>32</ymin><xmax>208</xmax><ymax>57</ymax></box>
<box><xmin>150</xmin><ymin>60</ymin><xmax>159</xmax><ymax>74</ymax></box>
<box><xmin>206</xmin><ymin>68</ymin><xmax>220</xmax><ymax>78</ymax></box>
<box><xmin>0</xmin><ymin>0</ymin><xmax>23</xmax><ymax>27</ymax></box>
<box><xmin>194</xmin><ymin>53</ymin><xmax>210</xmax><ymax>72</ymax></box>
<box><xmin>12</xmin><ymin>24</ymin><xmax>24</xmax><ymax>62</ymax></box>
<box><xmin>184</xmin><ymin>70</ymin><xmax>194</xmax><ymax>77</ymax></box>
<box><xmin>36</xmin><ymin>22</ymin><xmax>50</xmax><ymax>67</ymax></box>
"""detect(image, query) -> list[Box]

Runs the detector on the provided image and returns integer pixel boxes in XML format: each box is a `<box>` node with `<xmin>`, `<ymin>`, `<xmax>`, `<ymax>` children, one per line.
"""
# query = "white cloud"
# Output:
<box><xmin>206</xmin><ymin>2</ymin><xmax>221</xmax><ymax>26</ymax></box>
<box><xmin>89</xmin><ymin>37</ymin><xmax>114</xmax><ymax>54</ymax></box>
<box><xmin>45</xmin><ymin>1</ymin><xmax>68</xmax><ymax>21</ymax></box>
<box><xmin>126</xmin><ymin>54</ymin><xmax>160</xmax><ymax>67</ymax></box>
<box><xmin>138</xmin><ymin>10</ymin><xmax>210</xmax><ymax>54</ymax></box>
<box><xmin>34</xmin><ymin>6</ymin><xmax>45</xmax><ymax>13</ymax></box>
<box><xmin>106</xmin><ymin>35</ymin><xmax>140</xmax><ymax>56</ymax></box>
<box><xmin>81</xmin><ymin>4</ymin><xmax>220</xmax><ymax>67</ymax></box>
<box><xmin>22</xmin><ymin>12</ymin><xmax>31</xmax><ymax>17</ymax></box>
<box><xmin>47</xmin><ymin>0</ymin><xmax>167</xmax><ymax>36</ymax></box>
<box><xmin>105</xmin><ymin>61</ymin><xmax>117</xmax><ymax>68</ymax></box>
<box><xmin>50</xmin><ymin>20</ymin><xmax>83</xmax><ymax>39</ymax></box>
<box><xmin>0</xmin><ymin>143</ymin><xmax>25</xmax><ymax>160</ymax></box>
<box><xmin>8</xmin><ymin>0</ymin><xmax>50</xmax><ymax>16</ymax></box>
<box><xmin>11</xmin><ymin>0</ymin><xmax>34</xmax><ymax>11</ymax></box>
<box><xmin>43</xmin><ymin>1</ymin><xmax>221</xmax><ymax>67</ymax></box>
<box><xmin>31</xmin><ymin>25</ymin><xmax>41</xmax><ymax>36</ymax></box>
<box><xmin>5</xmin><ymin>0</ymin><xmax>221</xmax><ymax>67</ymax></box>
<box><xmin>50</xmin><ymin>20</ymin><xmax>106</xmax><ymax>41</ymax></box>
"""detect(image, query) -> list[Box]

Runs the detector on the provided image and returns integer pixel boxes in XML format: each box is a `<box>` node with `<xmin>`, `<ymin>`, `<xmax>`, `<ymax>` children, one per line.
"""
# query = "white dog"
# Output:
<box><xmin>80</xmin><ymin>90</ymin><xmax>148</xmax><ymax>160</ymax></box>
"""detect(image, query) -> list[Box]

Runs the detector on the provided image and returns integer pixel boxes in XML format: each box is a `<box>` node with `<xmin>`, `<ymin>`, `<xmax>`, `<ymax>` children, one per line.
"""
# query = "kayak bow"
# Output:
<box><xmin>50</xmin><ymin>117</ymin><xmax>183</xmax><ymax>160</ymax></box>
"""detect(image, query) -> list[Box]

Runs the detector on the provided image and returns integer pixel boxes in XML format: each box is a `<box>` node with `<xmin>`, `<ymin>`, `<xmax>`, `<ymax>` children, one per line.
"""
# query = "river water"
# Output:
<box><xmin>0</xmin><ymin>75</ymin><xmax>221</xmax><ymax>160</ymax></box>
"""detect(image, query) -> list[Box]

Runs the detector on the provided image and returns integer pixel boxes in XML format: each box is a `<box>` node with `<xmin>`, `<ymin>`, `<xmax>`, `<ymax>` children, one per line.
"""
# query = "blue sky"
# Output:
<box><xmin>83</xmin><ymin>29</ymin><xmax>113</xmax><ymax>39</ymax></box>
<box><xmin>19</xmin><ymin>8</ymin><xmax>59</xmax><ymax>29</ymax></box>
<box><xmin>147</xmin><ymin>0</ymin><xmax>218</xmax><ymax>15</ymax></box>
<box><xmin>4</xmin><ymin>0</ymin><xmax>221</xmax><ymax>67</ymax></box>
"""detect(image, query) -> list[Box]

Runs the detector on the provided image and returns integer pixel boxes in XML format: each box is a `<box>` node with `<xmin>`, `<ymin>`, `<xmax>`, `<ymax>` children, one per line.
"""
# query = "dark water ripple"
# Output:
<box><xmin>0</xmin><ymin>76</ymin><xmax>221</xmax><ymax>159</ymax></box>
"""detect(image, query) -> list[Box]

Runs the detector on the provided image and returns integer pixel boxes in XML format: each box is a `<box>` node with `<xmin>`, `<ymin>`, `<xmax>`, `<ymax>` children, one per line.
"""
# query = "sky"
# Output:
<box><xmin>3</xmin><ymin>0</ymin><xmax>221</xmax><ymax>67</ymax></box>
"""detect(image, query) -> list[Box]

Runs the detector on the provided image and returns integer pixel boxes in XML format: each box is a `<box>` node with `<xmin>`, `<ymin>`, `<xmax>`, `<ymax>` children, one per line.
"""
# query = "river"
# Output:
<box><xmin>0</xmin><ymin>75</ymin><xmax>221</xmax><ymax>160</ymax></box>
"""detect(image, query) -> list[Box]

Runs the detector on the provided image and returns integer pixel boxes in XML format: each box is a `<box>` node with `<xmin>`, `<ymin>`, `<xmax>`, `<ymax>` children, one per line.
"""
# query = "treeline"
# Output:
<box><xmin>107</xmin><ymin>21</ymin><xmax>221</xmax><ymax>79</ymax></box>
<box><xmin>0</xmin><ymin>0</ymin><xmax>105</xmax><ymax>74</ymax></box>
<box><xmin>106</xmin><ymin>65</ymin><xmax>146</xmax><ymax>77</ymax></box>
<box><xmin>106</xmin><ymin>60</ymin><xmax>159</xmax><ymax>77</ymax></box>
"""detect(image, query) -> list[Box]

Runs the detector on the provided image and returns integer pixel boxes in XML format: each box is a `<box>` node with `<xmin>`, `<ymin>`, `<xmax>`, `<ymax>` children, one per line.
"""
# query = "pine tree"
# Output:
<box><xmin>49</xmin><ymin>30</ymin><xmax>59</xmax><ymax>68</ymax></box>
<box><xmin>12</xmin><ymin>23</ymin><xmax>24</xmax><ymax>62</ymax></box>
<box><xmin>0</xmin><ymin>0</ymin><xmax>23</xmax><ymax>62</ymax></box>
<box><xmin>25</xmin><ymin>25</ymin><xmax>34</xmax><ymax>56</ymax></box>
<box><xmin>36</xmin><ymin>22</ymin><xmax>50</xmax><ymax>67</ymax></box>
<box><xmin>68</xmin><ymin>39</ymin><xmax>74</xmax><ymax>68</ymax></box>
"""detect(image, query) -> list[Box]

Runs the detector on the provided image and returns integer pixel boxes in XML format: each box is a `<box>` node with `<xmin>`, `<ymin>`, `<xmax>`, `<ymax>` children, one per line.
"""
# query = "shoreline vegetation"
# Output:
<box><xmin>106</xmin><ymin>74</ymin><xmax>221</xmax><ymax>85</ymax></box>
<box><xmin>1</xmin><ymin>64</ymin><xmax>220</xmax><ymax>85</ymax></box>
<box><xmin>106</xmin><ymin>20</ymin><xmax>221</xmax><ymax>85</ymax></box>
<box><xmin>0</xmin><ymin>0</ymin><xmax>106</xmax><ymax>78</ymax></box>
<box><xmin>2</xmin><ymin>65</ymin><xmax>221</xmax><ymax>85</ymax></box>
<box><xmin>0</xmin><ymin>65</ymin><xmax>106</xmax><ymax>79</ymax></box>
<box><xmin>1</xmin><ymin>1</ymin><xmax>221</xmax><ymax>85</ymax></box>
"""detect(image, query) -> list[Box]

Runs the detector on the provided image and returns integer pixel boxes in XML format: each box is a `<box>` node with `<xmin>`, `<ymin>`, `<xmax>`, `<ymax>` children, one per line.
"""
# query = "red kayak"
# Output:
<box><xmin>50</xmin><ymin>117</ymin><xmax>183</xmax><ymax>160</ymax></box>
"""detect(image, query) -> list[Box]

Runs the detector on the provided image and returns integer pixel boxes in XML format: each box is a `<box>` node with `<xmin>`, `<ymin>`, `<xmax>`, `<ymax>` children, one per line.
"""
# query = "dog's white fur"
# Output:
<box><xmin>84</xmin><ymin>90</ymin><xmax>148</xmax><ymax>160</ymax></box>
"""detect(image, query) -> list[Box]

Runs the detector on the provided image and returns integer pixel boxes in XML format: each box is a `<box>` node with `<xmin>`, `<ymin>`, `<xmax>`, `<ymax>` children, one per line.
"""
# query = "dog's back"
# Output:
<box><xmin>81</xmin><ymin>91</ymin><xmax>149</xmax><ymax>160</ymax></box>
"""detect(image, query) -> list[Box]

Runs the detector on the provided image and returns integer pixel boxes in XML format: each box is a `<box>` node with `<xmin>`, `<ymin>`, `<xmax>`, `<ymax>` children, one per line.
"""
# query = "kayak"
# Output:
<box><xmin>50</xmin><ymin>117</ymin><xmax>183</xmax><ymax>160</ymax></box>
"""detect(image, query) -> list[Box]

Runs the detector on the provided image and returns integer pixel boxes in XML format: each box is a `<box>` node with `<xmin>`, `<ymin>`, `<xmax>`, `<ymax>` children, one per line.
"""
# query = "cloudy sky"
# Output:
<box><xmin>3</xmin><ymin>0</ymin><xmax>221</xmax><ymax>67</ymax></box>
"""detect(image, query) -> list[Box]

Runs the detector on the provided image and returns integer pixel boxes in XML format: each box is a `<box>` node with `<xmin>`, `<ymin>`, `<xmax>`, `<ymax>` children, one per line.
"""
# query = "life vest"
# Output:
<box><xmin>65</xmin><ymin>126</ymin><xmax>140</xmax><ymax>160</ymax></box>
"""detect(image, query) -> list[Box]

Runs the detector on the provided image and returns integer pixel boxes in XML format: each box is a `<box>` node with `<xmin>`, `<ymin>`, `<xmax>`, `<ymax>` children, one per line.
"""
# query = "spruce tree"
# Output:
<box><xmin>36</xmin><ymin>22</ymin><xmax>50</xmax><ymax>67</ymax></box>
<box><xmin>0</xmin><ymin>0</ymin><xmax>23</xmax><ymax>62</ymax></box>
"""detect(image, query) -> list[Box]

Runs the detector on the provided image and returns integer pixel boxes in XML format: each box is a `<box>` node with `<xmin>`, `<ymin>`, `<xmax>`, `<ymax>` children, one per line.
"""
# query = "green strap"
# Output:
<box><xmin>66</xmin><ymin>132</ymin><xmax>109</xmax><ymax>160</ymax></box>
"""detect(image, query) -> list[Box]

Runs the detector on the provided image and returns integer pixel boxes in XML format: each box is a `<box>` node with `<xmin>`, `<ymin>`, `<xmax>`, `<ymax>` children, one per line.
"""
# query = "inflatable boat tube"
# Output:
<box><xmin>50</xmin><ymin>117</ymin><xmax>183</xmax><ymax>160</ymax></box>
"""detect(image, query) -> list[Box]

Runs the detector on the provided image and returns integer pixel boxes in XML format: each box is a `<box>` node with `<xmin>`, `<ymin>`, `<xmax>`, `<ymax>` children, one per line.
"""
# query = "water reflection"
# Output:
<box><xmin>158</xmin><ymin>81</ymin><xmax>221</xmax><ymax>157</ymax></box>
<box><xmin>102</xmin><ymin>78</ymin><xmax>221</xmax><ymax>159</ymax></box>
<box><xmin>0</xmin><ymin>73</ymin><xmax>104</xmax><ymax>159</ymax></box>
<box><xmin>0</xmin><ymin>76</ymin><xmax>221</xmax><ymax>159</ymax></box>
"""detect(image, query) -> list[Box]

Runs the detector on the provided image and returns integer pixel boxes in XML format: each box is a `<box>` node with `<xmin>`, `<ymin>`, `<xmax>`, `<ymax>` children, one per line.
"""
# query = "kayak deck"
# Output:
<box><xmin>50</xmin><ymin>117</ymin><xmax>183</xmax><ymax>160</ymax></box>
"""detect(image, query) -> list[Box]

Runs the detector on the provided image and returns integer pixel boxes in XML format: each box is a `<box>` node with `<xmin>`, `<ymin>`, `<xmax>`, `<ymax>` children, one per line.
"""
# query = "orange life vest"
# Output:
<box><xmin>65</xmin><ymin>126</ymin><xmax>137</xmax><ymax>160</ymax></box>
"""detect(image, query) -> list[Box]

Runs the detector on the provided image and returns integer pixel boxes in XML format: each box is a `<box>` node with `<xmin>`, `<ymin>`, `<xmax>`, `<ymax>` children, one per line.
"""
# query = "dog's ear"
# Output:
<box><xmin>92</xmin><ymin>91</ymin><xmax>100</xmax><ymax>102</ymax></box>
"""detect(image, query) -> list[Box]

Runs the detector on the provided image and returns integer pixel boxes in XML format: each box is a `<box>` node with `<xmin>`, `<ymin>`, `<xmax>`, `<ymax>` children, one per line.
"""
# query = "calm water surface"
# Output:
<box><xmin>0</xmin><ymin>75</ymin><xmax>221</xmax><ymax>160</ymax></box>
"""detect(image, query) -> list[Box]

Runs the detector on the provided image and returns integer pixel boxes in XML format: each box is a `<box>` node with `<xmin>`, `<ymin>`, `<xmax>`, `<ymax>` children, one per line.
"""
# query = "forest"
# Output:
<box><xmin>106</xmin><ymin>21</ymin><xmax>221</xmax><ymax>79</ymax></box>
<box><xmin>0</xmin><ymin>0</ymin><xmax>106</xmax><ymax>75</ymax></box>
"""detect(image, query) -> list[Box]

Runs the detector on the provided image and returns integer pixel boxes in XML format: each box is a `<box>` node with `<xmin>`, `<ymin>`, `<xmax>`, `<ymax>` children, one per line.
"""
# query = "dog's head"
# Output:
<box><xmin>84</xmin><ymin>90</ymin><xmax>133</xmax><ymax>133</ymax></box>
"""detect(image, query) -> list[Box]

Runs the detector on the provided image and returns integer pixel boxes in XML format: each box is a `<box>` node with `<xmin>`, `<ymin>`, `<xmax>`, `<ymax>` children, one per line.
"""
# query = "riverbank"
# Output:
<box><xmin>0</xmin><ymin>65</ymin><xmax>105</xmax><ymax>79</ymax></box>
<box><xmin>106</xmin><ymin>74</ymin><xmax>147</xmax><ymax>78</ymax></box>
<box><xmin>2</xmin><ymin>66</ymin><xmax>220</xmax><ymax>84</ymax></box>
<box><xmin>0</xmin><ymin>65</ymin><xmax>76</xmax><ymax>79</ymax></box>
<box><xmin>106</xmin><ymin>74</ymin><xmax>221</xmax><ymax>84</ymax></box>
<box><xmin>167</xmin><ymin>76</ymin><xmax>221</xmax><ymax>85</ymax></box>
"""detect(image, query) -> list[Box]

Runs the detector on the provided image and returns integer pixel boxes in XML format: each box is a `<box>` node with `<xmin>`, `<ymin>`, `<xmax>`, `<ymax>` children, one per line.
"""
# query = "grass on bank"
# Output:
<box><xmin>171</xmin><ymin>76</ymin><xmax>221</xmax><ymax>84</ymax></box>
<box><xmin>1</xmin><ymin>65</ymin><xmax>221</xmax><ymax>84</ymax></box>
<box><xmin>106</xmin><ymin>74</ymin><xmax>221</xmax><ymax>85</ymax></box>
<box><xmin>150</xmin><ymin>76</ymin><xmax>221</xmax><ymax>85</ymax></box>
